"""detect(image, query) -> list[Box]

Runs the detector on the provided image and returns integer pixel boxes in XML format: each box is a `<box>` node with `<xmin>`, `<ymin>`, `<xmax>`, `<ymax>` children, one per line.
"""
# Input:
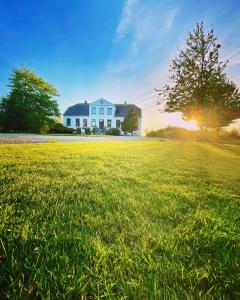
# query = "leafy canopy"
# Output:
<box><xmin>157</xmin><ymin>22</ymin><xmax>240</xmax><ymax>129</ymax></box>
<box><xmin>121</xmin><ymin>108</ymin><xmax>139</xmax><ymax>134</ymax></box>
<box><xmin>0</xmin><ymin>66</ymin><xmax>60</xmax><ymax>132</ymax></box>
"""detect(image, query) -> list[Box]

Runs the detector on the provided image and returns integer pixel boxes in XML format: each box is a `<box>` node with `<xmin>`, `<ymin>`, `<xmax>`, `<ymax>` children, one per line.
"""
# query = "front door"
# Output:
<box><xmin>99</xmin><ymin>119</ymin><xmax>104</xmax><ymax>129</ymax></box>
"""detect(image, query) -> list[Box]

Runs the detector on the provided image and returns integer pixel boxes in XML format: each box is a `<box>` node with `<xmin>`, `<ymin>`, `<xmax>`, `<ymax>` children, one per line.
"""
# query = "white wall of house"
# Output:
<box><xmin>88</xmin><ymin>98</ymin><xmax>118</xmax><ymax>129</ymax></box>
<box><xmin>63</xmin><ymin>116</ymin><xmax>124</xmax><ymax>130</ymax></box>
<box><xmin>63</xmin><ymin>98</ymin><xmax>142</xmax><ymax>135</ymax></box>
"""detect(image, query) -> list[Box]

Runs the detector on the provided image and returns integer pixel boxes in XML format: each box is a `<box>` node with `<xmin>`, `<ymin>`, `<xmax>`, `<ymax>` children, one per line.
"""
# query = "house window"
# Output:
<box><xmin>67</xmin><ymin>118</ymin><xmax>71</xmax><ymax>126</ymax></box>
<box><xmin>91</xmin><ymin>119</ymin><xmax>96</xmax><ymax>127</ymax></box>
<box><xmin>107</xmin><ymin>119</ymin><xmax>112</xmax><ymax>128</ymax></box>
<box><xmin>99</xmin><ymin>107</ymin><xmax>104</xmax><ymax>115</ymax></box>
<box><xmin>83</xmin><ymin>119</ymin><xmax>88</xmax><ymax>127</ymax></box>
<box><xmin>116</xmin><ymin>120</ymin><xmax>121</xmax><ymax>128</ymax></box>
<box><xmin>91</xmin><ymin>107</ymin><xmax>96</xmax><ymax>114</ymax></box>
<box><xmin>76</xmin><ymin>118</ymin><xmax>80</xmax><ymax>127</ymax></box>
<box><xmin>107</xmin><ymin>108</ymin><xmax>112</xmax><ymax>115</ymax></box>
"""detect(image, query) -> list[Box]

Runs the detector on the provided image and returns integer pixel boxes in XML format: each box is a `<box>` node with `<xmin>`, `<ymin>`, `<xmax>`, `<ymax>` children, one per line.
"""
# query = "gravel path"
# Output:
<box><xmin>0</xmin><ymin>133</ymin><xmax>160</xmax><ymax>144</ymax></box>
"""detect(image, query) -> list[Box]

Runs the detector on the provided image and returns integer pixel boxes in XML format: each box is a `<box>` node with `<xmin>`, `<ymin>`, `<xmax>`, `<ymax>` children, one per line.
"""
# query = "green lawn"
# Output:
<box><xmin>0</xmin><ymin>141</ymin><xmax>240</xmax><ymax>299</ymax></box>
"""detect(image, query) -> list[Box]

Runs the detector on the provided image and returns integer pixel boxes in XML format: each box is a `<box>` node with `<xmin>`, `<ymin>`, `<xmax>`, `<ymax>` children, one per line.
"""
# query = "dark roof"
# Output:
<box><xmin>63</xmin><ymin>102</ymin><xmax>142</xmax><ymax>117</ymax></box>
<box><xmin>63</xmin><ymin>103</ymin><xmax>89</xmax><ymax>116</ymax></box>
<box><xmin>115</xmin><ymin>104</ymin><xmax>142</xmax><ymax>118</ymax></box>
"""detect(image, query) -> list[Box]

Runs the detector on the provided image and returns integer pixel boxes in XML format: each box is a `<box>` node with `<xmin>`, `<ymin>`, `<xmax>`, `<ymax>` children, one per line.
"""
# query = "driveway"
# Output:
<box><xmin>0</xmin><ymin>133</ymin><xmax>160</xmax><ymax>144</ymax></box>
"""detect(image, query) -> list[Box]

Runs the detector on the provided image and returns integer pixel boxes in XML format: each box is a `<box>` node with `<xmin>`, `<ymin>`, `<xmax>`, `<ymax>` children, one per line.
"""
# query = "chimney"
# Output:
<box><xmin>84</xmin><ymin>100</ymin><xmax>87</xmax><ymax>104</ymax></box>
<box><xmin>124</xmin><ymin>100</ymin><xmax>127</xmax><ymax>104</ymax></box>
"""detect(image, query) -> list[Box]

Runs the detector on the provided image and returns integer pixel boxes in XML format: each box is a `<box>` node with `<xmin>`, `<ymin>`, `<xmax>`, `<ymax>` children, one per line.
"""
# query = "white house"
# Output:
<box><xmin>63</xmin><ymin>98</ymin><xmax>142</xmax><ymax>135</ymax></box>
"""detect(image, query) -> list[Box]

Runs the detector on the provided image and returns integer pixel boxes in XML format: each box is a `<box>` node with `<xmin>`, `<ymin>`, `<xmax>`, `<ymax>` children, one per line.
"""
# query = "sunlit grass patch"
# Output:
<box><xmin>0</xmin><ymin>141</ymin><xmax>240</xmax><ymax>299</ymax></box>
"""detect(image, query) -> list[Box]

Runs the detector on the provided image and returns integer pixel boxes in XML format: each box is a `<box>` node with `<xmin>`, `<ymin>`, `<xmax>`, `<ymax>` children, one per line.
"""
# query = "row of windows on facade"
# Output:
<box><xmin>91</xmin><ymin>107</ymin><xmax>112</xmax><ymax>115</ymax></box>
<box><xmin>66</xmin><ymin>118</ymin><xmax>121</xmax><ymax>128</ymax></box>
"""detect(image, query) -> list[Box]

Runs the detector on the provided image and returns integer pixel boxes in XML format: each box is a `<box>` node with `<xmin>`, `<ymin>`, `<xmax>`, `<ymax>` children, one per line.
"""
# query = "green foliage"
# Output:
<box><xmin>147</xmin><ymin>126</ymin><xmax>240</xmax><ymax>141</ymax></box>
<box><xmin>106</xmin><ymin>127</ymin><xmax>121</xmax><ymax>136</ymax></box>
<box><xmin>48</xmin><ymin>122</ymin><xmax>75</xmax><ymax>134</ymax></box>
<box><xmin>157</xmin><ymin>22</ymin><xmax>240</xmax><ymax>129</ymax></box>
<box><xmin>84</xmin><ymin>128</ymin><xmax>91</xmax><ymax>135</ymax></box>
<box><xmin>0</xmin><ymin>66</ymin><xmax>60</xmax><ymax>132</ymax></box>
<box><xmin>91</xmin><ymin>127</ymin><xmax>96</xmax><ymax>134</ymax></box>
<box><xmin>101</xmin><ymin>127</ymin><xmax>107</xmax><ymax>134</ymax></box>
<box><xmin>76</xmin><ymin>128</ymin><xmax>82</xmax><ymax>134</ymax></box>
<box><xmin>147</xmin><ymin>126</ymin><xmax>190</xmax><ymax>139</ymax></box>
<box><xmin>121</xmin><ymin>108</ymin><xmax>139</xmax><ymax>134</ymax></box>
<box><xmin>0</xmin><ymin>141</ymin><xmax>240</xmax><ymax>299</ymax></box>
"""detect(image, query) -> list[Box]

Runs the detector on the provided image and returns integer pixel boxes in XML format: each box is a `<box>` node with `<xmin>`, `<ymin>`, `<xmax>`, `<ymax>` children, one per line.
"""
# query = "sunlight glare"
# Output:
<box><xmin>161</xmin><ymin>112</ymin><xmax>198</xmax><ymax>130</ymax></box>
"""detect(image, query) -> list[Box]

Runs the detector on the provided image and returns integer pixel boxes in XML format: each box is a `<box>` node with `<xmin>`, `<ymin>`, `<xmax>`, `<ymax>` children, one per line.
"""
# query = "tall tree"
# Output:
<box><xmin>0</xmin><ymin>66</ymin><xmax>60</xmax><ymax>132</ymax></box>
<box><xmin>121</xmin><ymin>108</ymin><xmax>139</xmax><ymax>135</ymax></box>
<box><xmin>156</xmin><ymin>22</ymin><xmax>240</xmax><ymax>130</ymax></box>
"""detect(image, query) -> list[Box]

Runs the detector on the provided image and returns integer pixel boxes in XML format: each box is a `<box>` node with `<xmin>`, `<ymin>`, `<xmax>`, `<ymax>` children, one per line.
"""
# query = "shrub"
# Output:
<box><xmin>146</xmin><ymin>126</ymin><xmax>190</xmax><ymax>139</ymax></box>
<box><xmin>49</xmin><ymin>123</ymin><xmax>75</xmax><ymax>134</ymax></box>
<box><xmin>226</xmin><ymin>128</ymin><xmax>240</xmax><ymax>139</ymax></box>
<box><xmin>92</xmin><ymin>127</ymin><xmax>102</xmax><ymax>135</ymax></box>
<box><xmin>84</xmin><ymin>128</ymin><xmax>91</xmax><ymax>135</ymax></box>
<box><xmin>40</xmin><ymin>123</ymin><xmax>51</xmax><ymax>134</ymax></box>
<box><xmin>106</xmin><ymin>128</ymin><xmax>121</xmax><ymax>136</ymax></box>
<box><xmin>146</xmin><ymin>126</ymin><xmax>240</xmax><ymax>141</ymax></box>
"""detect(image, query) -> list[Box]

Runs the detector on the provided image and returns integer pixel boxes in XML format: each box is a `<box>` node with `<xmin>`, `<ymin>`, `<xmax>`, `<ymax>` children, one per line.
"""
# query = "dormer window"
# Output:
<box><xmin>99</xmin><ymin>107</ymin><xmax>104</xmax><ymax>115</ymax></box>
<box><xmin>107</xmin><ymin>108</ymin><xmax>112</xmax><ymax>115</ymax></box>
<box><xmin>91</xmin><ymin>107</ymin><xmax>96</xmax><ymax>114</ymax></box>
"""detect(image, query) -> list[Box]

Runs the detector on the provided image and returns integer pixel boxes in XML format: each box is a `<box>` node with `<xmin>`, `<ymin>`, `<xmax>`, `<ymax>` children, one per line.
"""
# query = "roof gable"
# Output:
<box><xmin>91</xmin><ymin>98</ymin><xmax>114</xmax><ymax>106</ymax></box>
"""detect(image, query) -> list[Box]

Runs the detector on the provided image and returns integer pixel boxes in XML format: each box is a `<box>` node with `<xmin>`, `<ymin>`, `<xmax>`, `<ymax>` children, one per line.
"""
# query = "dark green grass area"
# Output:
<box><xmin>0</xmin><ymin>141</ymin><xmax>240</xmax><ymax>299</ymax></box>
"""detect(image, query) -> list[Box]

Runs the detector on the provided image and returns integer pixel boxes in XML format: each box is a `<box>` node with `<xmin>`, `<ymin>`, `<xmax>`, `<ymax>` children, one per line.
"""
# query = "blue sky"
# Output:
<box><xmin>0</xmin><ymin>0</ymin><xmax>240</xmax><ymax>130</ymax></box>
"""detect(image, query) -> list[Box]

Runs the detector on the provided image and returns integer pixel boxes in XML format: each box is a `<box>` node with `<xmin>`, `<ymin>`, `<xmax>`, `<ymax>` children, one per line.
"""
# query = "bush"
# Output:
<box><xmin>48</xmin><ymin>123</ymin><xmax>75</xmax><ymax>134</ymax></box>
<box><xmin>221</xmin><ymin>128</ymin><xmax>240</xmax><ymax>139</ymax></box>
<box><xmin>106</xmin><ymin>128</ymin><xmax>121</xmax><ymax>136</ymax></box>
<box><xmin>84</xmin><ymin>128</ymin><xmax>91</xmax><ymax>135</ymax></box>
<box><xmin>40</xmin><ymin>123</ymin><xmax>51</xmax><ymax>134</ymax></box>
<box><xmin>91</xmin><ymin>127</ymin><xmax>103</xmax><ymax>135</ymax></box>
<box><xmin>146</xmin><ymin>126</ymin><xmax>240</xmax><ymax>141</ymax></box>
<box><xmin>147</xmin><ymin>126</ymin><xmax>190</xmax><ymax>139</ymax></box>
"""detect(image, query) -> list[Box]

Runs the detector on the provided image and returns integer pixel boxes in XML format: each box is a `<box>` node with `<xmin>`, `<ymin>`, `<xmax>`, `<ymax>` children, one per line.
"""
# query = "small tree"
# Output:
<box><xmin>121</xmin><ymin>108</ymin><xmax>139</xmax><ymax>135</ymax></box>
<box><xmin>156</xmin><ymin>22</ymin><xmax>240</xmax><ymax>130</ymax></box>
<box><xmin>0</xmin><ymin>66</ymin><xmax>60</xmax><ymax>132</ymax></box>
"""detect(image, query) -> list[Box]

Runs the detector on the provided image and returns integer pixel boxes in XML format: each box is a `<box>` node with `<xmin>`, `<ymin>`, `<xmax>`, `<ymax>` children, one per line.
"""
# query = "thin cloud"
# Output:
<box><xmin>160</xmin><ymin>8</ymin><xmax>178</xmax><ymax>35</ymax></box>
<box><xmin>114</xmin><ymin>0</ymin><xmax>138</xmax><ymax>42</ymax></box>
<box><xmin>129</xmin><ymin>5</ymin><xmax>178</xmax><ymax>55</ymax></box>
<box><xmin>111</xmin><ymin>2</ymin><xmax>179</xmax><ymax>75</ymax></box>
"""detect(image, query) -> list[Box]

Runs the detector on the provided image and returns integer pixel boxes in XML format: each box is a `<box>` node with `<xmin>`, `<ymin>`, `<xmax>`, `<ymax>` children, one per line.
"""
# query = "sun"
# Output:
<box><xmin>161</xmin><ymin>112</ymin><xmax>198</xmax><ymax>130</ymax></box>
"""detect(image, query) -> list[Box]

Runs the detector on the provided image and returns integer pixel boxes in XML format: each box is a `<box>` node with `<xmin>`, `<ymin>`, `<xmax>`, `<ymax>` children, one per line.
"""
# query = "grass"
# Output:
<box><xmin>0</xmin><ymin>140</ymin><xmax>240</xmax><ymax>299</ymax></box>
